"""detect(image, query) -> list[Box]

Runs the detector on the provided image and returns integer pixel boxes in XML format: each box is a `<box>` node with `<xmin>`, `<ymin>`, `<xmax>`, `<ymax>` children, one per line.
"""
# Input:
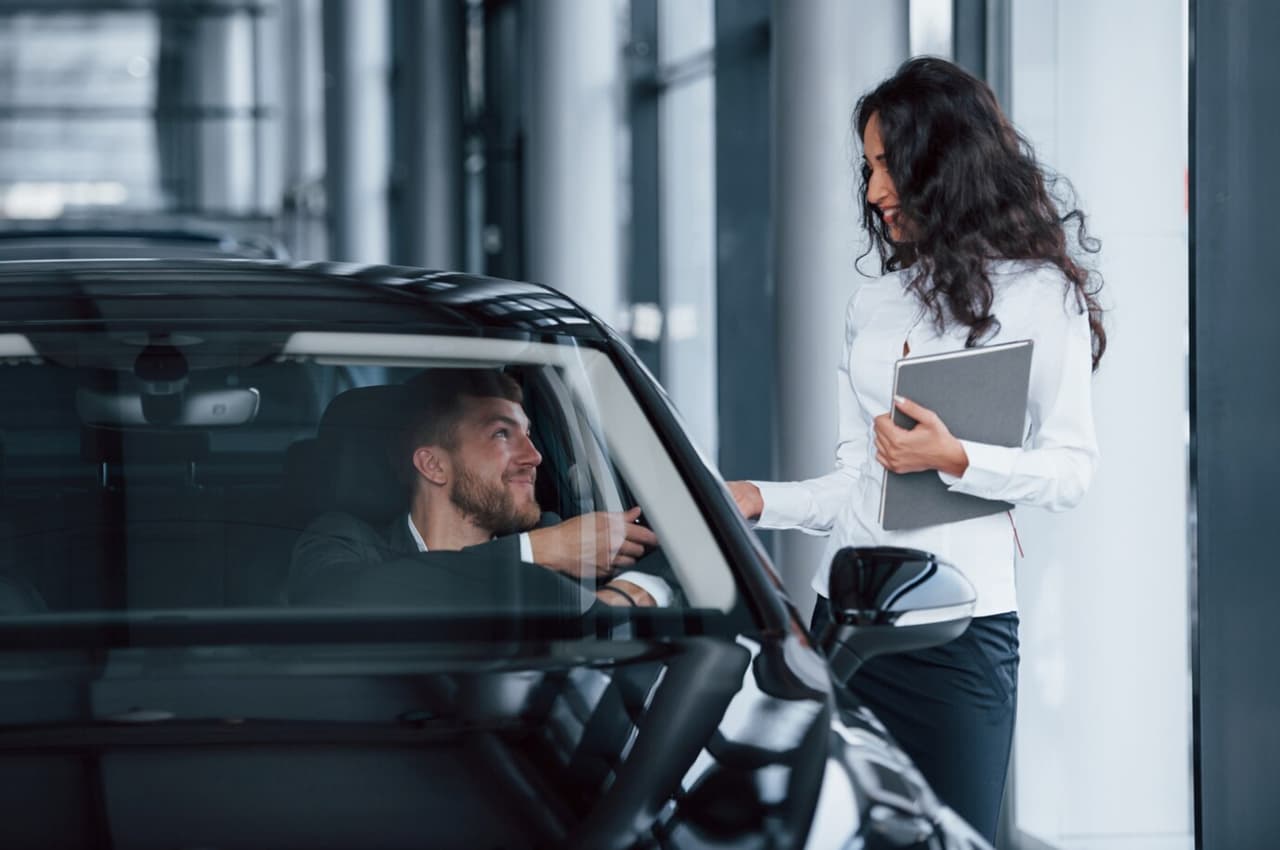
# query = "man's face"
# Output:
<box><xmin>445</xmin><ymin>396</ymin><xmax>543</xmax><ymax>536</ymax></box>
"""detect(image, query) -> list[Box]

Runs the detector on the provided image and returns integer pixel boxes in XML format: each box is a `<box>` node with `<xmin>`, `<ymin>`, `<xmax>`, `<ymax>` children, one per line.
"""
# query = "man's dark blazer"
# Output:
<box><xmin>288</xmin><ymin>511</ymin><xmax>600</xmax><ymax>613</ymax></box>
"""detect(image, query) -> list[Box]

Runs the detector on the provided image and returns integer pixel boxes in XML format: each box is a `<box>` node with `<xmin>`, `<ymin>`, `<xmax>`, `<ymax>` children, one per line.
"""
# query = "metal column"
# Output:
<box><xmin>279</xmin><ymin>0</ymin><xmax>327</xmax><ymax>258</ymax></box>
<box><xmin>524</xmin><ymin>0</ymin><xmax>625</xmax><ymax>324</ymax></box>
<box><xmin>322</xmin><ymin>0</ymin><xmax>391</xmax><ymax>263</ymax></box>
<box><xmin>478</xmin><ymin>0</ymin><xmax>524</xmax><ymax>280</ymax></box>
<box><xmin>156</xmin><ymin>6</ymin><xmax>259</xmax><ymax>215</ymax></box>
<box><xmin>952</xmin><ymin>0</ymin><xmax>986</xmax><ymax>79</ymax></box>
<box><xmin>984</xmin><ymin>0</ymin><xmax>1011</xmax><ymax>113</ymax></box>
<box><xmin>626</xmin><ymin>0</ymin><xmax>662</xmax><ymax>377</ymax></box>
<box><xmin>714</xmin><ymin>0</ymin><xmax>773</xmax><ymax>484</ymax></box>
<box><xmin>390</xmin><ymin>0</ymin><xmax>465</xmax><ymax>270</ymax></box>
<box><xmin>193</xmin><ymin>12</ymin><xmax>257</xmax><ymax>213</ymax></box>
<box><xmin>1191</xmin><ymin>1</ymin><xmax>1280</xmax><ymax>847</ymax></box>
<box><xmin>772</xmin><ymin>0</ymin><xmax>907</xmax><ymax>609</ymax></box>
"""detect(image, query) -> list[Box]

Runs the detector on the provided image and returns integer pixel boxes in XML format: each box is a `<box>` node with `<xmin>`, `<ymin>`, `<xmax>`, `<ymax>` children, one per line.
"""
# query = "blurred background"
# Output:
<box><xmin>0</xmin><ymin>1</ymin><xmax>1190</xmax><ymax>848</ymax></box>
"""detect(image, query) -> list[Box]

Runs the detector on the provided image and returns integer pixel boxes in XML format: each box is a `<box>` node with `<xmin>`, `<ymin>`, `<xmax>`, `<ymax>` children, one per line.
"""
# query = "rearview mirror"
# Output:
<box><xmin>818</xmin><ymin>546</ymin><xmax>975</xmax><ymax>685</ymax></box>
<box><xmin>77</xmin><ymin>387</ymin><xmax>261</xmax><ymax>427</ymax></box>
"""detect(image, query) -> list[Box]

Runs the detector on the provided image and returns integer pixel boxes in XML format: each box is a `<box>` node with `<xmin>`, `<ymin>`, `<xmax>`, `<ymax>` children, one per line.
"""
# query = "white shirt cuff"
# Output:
<box><xmin>613</xmin><ymin>571</ymin><xmax>673</xmax><ymax>607</ymax></box>
<box><xmin>518</xmin><ymin>532</ymin><xmax>534</xmax><ymax>562</ymax></box>
<box><xmin>751</xmin><ymin>480</ymin><xmax>808</xmax><ymax>529</ymax></box>
<box><xmin>939</xmin><ymin>439</ymin><xmax>1018</xmax><ymax>496</ymax></box>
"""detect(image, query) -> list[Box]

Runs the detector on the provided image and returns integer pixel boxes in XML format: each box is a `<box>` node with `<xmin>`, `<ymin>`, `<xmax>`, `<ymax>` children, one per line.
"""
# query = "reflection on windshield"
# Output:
<box><xmin>0</xmin><ymin>332</ymin><xmax>737</xmax><ymax>631</ymax></box>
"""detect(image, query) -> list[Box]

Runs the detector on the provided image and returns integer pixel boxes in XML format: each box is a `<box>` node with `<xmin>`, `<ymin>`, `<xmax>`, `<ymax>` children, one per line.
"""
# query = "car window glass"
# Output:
<box><xmin>0</xmin><ymin>331</ymin><xmax>740</xmax><ymax>632</ymax></box>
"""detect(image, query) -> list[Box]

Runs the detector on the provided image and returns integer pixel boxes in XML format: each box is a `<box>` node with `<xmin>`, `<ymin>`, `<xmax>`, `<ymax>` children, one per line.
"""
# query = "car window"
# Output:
<box><xmin>0</xmin><ymin>330</ymin><xmax>739</xmax><ymax>629</ymax></box>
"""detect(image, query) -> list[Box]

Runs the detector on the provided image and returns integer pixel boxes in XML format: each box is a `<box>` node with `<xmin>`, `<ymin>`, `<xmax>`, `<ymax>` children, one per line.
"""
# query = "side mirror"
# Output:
<box><xmin>819</xmin><ymin>546</ymin><xmax>975</xmax><ymax>685</ymax></box>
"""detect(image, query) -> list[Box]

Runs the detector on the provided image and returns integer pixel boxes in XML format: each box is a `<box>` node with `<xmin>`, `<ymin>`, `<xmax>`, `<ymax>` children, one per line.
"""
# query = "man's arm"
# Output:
<box><xmin>287</xmin><ymin>511</ymin><xmax>389</xmax><ymax>605</ymax></box>
<box><xmin>524</xmin><ymin>507</ymin><xmax>674</xmax><ymax>607</ymax></box>
<box><xmin>527</xmin><ymin>506</ymin><xmax>658</xmax><ymax>579</ymax></box>
<box><xmin>289</xmin><ymin>513</ymin><xmax>599</xmax><ymax>612</ymax></box>
<box><xmin>611</xmin><ymin>546</ymin><xmax>683</xmax><ymax>608</ymax></box>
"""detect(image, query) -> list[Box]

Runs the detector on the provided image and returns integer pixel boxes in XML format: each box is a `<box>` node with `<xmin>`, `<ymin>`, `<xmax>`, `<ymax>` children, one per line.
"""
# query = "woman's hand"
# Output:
<box><xmin>874</xmin><ymin>395</ymin><xmax>970</xmax><ymax>477</ymax></box>
<box><xmin>726</xmin><ymin>480</ymin><xmax>764</xmax><ymax>521</ymax></box>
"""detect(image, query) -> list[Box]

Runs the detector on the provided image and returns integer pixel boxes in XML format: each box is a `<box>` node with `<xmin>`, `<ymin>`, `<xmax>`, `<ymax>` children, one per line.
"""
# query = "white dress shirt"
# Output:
<box><xmin>406</xmin><ymin>516</ymin><xmax>672</xmax><ymax>607</ymax></box>
<box><xmin>753</xmin><ymin>260</ymin><xmax>1099</xmax><ymax>617</ymax></box>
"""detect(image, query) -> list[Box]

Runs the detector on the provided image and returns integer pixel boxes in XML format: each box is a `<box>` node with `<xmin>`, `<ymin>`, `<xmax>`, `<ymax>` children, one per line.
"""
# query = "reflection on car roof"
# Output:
<box><xmin>0</xmin><ymin>259</ymin><xmax>605</xmax><ymax>339</ymax></box>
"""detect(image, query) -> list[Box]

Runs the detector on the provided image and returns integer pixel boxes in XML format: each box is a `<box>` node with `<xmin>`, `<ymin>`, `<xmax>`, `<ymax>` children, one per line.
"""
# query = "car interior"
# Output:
<box><xmin>0</xmin><ymin>331</ymin><xmax>706</xmax><ymax>619</ymax></box>
<box><xmin>0</xmin><ymin>332</ymin><xmax>765</xmax><ymax>849</ymax></box>
<box><xmin>0</xmin><ymin>356</ymin><xmax>328</xmax><ymax>614</ymax></box>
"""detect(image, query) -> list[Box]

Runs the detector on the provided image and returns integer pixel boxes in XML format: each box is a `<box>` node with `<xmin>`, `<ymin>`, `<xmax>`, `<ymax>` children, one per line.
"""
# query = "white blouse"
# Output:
<box><xmin>752</xmin><ymin>260</ymin><xmax>1099</xmax><ymax>617</ymax></box>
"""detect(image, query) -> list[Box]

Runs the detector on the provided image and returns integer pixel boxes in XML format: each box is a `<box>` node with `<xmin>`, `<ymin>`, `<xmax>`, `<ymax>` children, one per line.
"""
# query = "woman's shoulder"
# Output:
<box><xmin>989</xmin><ymin>257</ymin><xmax>1065</xmax><ymax>283</ymax></box>
<box><xmin>844</xmin><ymin>270</ymin><xmax>906</xmax><ymax>334</ymax></box>
<box><xmin>848</xmin><ymin>268</ymin><xmax>907</xmax><ymax>306</ymax></box>
<box><xmin>989</xmin><ymin>259</ymin><xmax>1078</xmax><ymax>314</ymax></box>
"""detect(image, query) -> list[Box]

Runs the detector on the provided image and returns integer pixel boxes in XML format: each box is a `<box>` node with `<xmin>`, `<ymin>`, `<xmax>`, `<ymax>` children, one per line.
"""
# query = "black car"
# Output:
<box><xmin>0</xmin><ymin>219</ymin><xmax>289</xmax><ymax>261</ymax></box>
<box><xmin>0</xmin><ymin>259</ymin><xmax>989</xmax><ymax>849</ymax></box>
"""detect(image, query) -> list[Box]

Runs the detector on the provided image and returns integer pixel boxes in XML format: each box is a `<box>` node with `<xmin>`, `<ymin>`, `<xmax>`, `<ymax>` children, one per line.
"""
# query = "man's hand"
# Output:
<box><xmin>527</xmin><ymin>506</ymin><xmax>659</xmax><ymax>579</ymax></box>
<box><xmin>726</xmin><ymin>480</ymin><xmax>763</xmax><ymax>520</ymax></box>
<box><xmin>873</xmin><ymin>395</ymin><xmax>969</xmax><ymax>476</ymax></box>
<box><xmin>595</xmin><ymin>578</ymin><xmax>657</xmax><ymax>607</ymax></box>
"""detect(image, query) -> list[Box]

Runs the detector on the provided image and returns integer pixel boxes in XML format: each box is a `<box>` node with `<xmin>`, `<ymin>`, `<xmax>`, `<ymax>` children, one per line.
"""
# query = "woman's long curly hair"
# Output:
<box><xmin>855</xmin><ymin>57</ymin><xmax>1106</xmax><ymax>370</ymax></box>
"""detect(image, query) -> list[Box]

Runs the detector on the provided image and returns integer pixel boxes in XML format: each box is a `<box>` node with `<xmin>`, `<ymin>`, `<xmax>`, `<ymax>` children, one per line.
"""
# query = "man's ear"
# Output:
<box><xmin>412</xmin><ymin>445</ymin><xmax>450</xmax><ymax>487</ymax></box>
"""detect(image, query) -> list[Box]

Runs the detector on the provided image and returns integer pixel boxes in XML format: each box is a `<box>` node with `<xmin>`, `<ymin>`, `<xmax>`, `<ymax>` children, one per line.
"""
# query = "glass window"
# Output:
<box><xmin>0</xmin><ymin>7</ymin><xmax>276</xmax><ymax>220</ymax></box>
<box><xmin>656</xmin><ymin>0</ymin><xmax>717</xmax><ymax>459</ymax></box>
<box><xmin>0</xmin><ymin>12</ymin><xmax>160</xmax><ymax>215</ymax></box>
<box><xmin>0</xmin><ymin>330</ymin><xmax>738</xmax><ymax>629</ymax></box>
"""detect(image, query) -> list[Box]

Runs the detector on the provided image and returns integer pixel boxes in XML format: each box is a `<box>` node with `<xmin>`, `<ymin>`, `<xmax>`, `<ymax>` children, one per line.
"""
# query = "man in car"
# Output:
<box><xmin>288</xmin><ymin>368</ymin><xmax>668</xmax><ymax>611</ymax></box>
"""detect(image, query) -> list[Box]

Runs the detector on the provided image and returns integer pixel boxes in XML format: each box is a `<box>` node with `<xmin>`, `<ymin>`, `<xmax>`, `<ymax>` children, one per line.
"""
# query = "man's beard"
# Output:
<box><xmin>450</xmin><ymin>464</ymin><xmax>541</xmax><ymax>537</ymax></box>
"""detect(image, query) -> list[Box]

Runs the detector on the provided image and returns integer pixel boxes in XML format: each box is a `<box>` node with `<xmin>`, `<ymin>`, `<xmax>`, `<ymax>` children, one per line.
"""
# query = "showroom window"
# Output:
<box><xmin>0</xmin><ymin>3</ymin><xmax>283</xmax><ymax>232</ymax></box>
<box><xmin>625</xmin><ymin>0</ymin><xmax>718</xmax><ymax>460</ymax></box>
<box><xmin>0</xmin><ymin>9</ymin><xmax>162</xmax><ymax>217</ymax></box>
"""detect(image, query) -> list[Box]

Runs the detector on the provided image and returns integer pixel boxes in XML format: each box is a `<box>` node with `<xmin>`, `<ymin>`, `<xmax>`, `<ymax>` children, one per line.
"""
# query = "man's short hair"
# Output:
<box><xmin>399</xmin><ymin>367</ymin><xmax>524</xmax><ymax>482</ymax></box>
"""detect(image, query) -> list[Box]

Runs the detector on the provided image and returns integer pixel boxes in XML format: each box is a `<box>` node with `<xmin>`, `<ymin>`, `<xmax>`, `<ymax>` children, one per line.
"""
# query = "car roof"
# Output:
<box><xmin>0</xmin><ymin>236</ymin><xmax>283</xmax><ymax>261</ymax></box>
<box><xmin>0</xmin><ymin>219</ymin><xmax>289</xmax><ymax>260</ymax></box>
<box><xmin>0</xmin><ymin>258</ymin><xmax>607</xmax><ymax>340</ymax></box>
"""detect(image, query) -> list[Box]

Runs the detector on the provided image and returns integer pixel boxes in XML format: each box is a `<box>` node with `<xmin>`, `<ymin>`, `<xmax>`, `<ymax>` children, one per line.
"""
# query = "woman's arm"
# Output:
<box><xmin>875</xmin><ymin>286</ymin><xmax>1099</xmax><ymax>512</ymax></box>
<box><xmin>942</xmin><ymin>303</ymin><xmax>1098</xmax><ymax>510</ymax></box>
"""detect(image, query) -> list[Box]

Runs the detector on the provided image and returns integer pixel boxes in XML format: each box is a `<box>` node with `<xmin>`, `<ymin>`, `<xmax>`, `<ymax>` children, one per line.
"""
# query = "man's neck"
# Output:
<box><xmin>410</xmin><ymin>498</ymin><xmax>491</xmax><ymax>551</ymax></box>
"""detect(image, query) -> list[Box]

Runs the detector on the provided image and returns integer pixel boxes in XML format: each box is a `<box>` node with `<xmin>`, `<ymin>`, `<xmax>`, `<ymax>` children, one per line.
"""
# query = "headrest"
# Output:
<box><xmin>81</xmin><ymin>426</ymin><xmax>210</xmax><ymax>464</ymax></box>
<box><xmin>0</xmin><ymin>570</ymin><xmax>46</xmax><ymax>615</ymax></box>
<box><xmin>315</xmin><ymin>385</ymin><xmax>410</xmax><ymax>523</ymax></box>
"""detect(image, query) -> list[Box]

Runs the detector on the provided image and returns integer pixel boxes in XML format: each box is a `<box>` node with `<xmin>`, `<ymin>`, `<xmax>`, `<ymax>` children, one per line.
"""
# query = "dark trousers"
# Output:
<box><xmin>812</xmin><ymin>597</ymin><xmax>1019</xmax><ymax>844</ymax></box>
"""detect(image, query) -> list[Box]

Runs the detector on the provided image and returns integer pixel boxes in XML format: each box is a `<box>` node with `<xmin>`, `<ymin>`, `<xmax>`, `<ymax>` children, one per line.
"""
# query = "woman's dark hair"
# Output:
<box><xmin>855</xmin><ymin>57</ymin><xmax>1106</xmax><ymax>369</ymax></box>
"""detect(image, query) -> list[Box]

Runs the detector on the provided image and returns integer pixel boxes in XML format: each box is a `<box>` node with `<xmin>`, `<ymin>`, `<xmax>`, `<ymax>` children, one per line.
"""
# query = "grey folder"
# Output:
<box><xmin>879</xmin><ymin>339</ymin><xmax>1034</xmax><ymax>531</ymax></box>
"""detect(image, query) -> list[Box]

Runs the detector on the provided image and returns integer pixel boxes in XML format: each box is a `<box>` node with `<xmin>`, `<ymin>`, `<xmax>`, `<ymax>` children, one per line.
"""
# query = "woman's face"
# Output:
<box><xmin>862</xmin><ymin>112</ymin><xmax>905</xmax><ymax>242</ymax></box>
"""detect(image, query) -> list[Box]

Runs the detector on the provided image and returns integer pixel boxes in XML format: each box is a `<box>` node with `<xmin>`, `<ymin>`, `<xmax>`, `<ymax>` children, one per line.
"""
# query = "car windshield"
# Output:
<box><xmin>0</xmin><ymin>327</ymin><xmax>741</xmax><ymax>639</ymax></box>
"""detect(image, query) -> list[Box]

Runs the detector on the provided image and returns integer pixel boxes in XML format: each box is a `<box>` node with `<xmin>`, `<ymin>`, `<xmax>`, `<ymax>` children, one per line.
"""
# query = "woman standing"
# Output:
<box><xmin>728</xmin><ymin>57</ymin><xmax>1105</xmax><ymax>842</ymax></box>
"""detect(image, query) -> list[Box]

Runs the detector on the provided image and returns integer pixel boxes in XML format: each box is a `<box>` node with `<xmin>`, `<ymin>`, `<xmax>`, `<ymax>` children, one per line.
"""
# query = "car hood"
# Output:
<box><xmin>0</xmin><ymin>620</ymin><xmax>863</xmax><ymax>850</ymax></box>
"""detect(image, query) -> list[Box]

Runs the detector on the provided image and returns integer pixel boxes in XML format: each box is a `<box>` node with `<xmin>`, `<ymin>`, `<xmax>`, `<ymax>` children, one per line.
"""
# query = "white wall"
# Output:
<box><xmin>1008</xmin><ymin>3</ymin><xmax>1191</xmax><ymax>849</ymax></box>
